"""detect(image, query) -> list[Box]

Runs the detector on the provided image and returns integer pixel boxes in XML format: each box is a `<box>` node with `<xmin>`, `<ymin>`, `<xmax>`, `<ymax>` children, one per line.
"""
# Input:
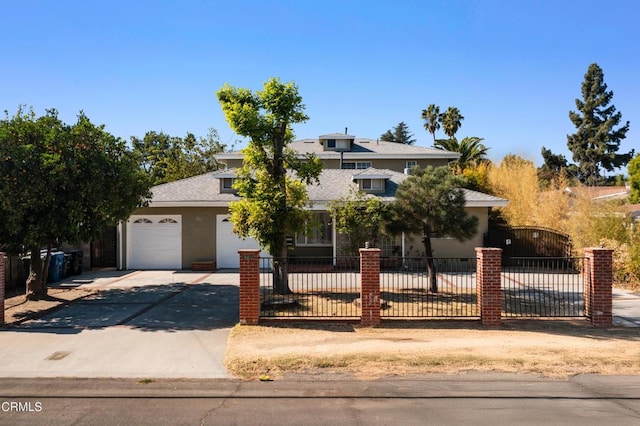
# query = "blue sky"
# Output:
<box><xmin>1</xmin><ymin>0</ymin><xmax>638</xmax><ymax>168</ymax></box>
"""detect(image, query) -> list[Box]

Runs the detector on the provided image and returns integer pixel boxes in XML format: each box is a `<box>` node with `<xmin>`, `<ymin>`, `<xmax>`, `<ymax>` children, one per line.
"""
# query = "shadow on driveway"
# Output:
<box><xmin>6</xmin><ymin>283</ymin><xmax>239</xmax><ymax>334</ymax></box>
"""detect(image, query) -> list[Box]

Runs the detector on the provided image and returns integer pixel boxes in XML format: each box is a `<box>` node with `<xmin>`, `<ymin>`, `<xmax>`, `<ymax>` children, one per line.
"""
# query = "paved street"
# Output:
<box><xmin>1</xmin><ymin>375</ymin><xmax>639</xmax><ymax>425</ymax></box>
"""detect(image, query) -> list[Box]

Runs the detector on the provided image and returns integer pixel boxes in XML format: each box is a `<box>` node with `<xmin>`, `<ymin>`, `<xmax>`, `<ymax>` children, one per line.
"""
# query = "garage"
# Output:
<box><xmin>216</xmin><ymin>215</ymin><xmax>263</xmax><ymax>269</ymax></box>
<box><xmin>127</xmin><ymin>215</ymin><xmax>182</xmax><ymax>269</ymax></box>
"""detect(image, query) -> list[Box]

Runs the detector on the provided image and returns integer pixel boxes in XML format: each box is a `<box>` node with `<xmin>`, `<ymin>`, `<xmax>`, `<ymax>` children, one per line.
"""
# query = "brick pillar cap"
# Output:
<box><xmin>475</xmin><ymin>247</ymin><xmax>503</xmax><ymax>253</ymax></box>
<box><xmin>238</xmin><ymin>249</ymin><xmax>261</xmax><ymax>254</ymax></box>
<box><xmin>584</xmin><ymin>247</ymin><xmax>614</xmax><ymax>252</ymax></box>
<box><xmin>359</xmin><ymin>248</ymin><xmax>381</xmax><ymax>253</ymax></box>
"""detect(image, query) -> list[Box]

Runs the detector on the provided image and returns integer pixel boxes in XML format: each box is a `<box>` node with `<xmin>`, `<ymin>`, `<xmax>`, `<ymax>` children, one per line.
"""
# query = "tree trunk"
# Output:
<box><xmin>272</xmin><ymin>246</ymin><xmax>291</xmax><ymax>295</ymax></box>
<box><xmin>422</xmin><ymin>234</ymin><xmax>438</xmax><ymax>293</ymax></box>
<box><xmin>26</xmin><ymin>246</ymin><xmax>48</xmax><ymax>301</ymax></box>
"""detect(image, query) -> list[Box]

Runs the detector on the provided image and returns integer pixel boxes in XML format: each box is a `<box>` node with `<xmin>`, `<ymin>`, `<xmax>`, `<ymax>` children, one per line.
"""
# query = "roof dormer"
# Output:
<box><xmin>351</xmin><ymin>168</ymin><xmax>391</xmax><ymax>193</ymax></box>
<box><xmin>319</xmin><ymin>133</ymin><xmax>355</xmax><ymax>152</ymax></box>
<box><xmin>213</xmin><ymin>169</ymin><xmax>238</xmax><ymax>193</ymax></box>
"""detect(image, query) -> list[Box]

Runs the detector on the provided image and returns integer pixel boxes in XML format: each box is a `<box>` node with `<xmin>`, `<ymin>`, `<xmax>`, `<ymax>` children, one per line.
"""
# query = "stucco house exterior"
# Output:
<box><xmin>119</xmin><ymin>133</ymin><xmax>507</xmax><ymax>270</ymax></box>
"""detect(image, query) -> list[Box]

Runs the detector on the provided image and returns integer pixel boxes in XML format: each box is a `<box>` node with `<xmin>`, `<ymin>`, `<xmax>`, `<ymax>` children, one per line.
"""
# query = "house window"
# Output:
<box><xmin>159</xmin><ymin>218</ymin><xmax>178</xmax><ymax>224</ymax></box>
<box><xmin>296</xmin><ymin>212</ymin><xmax>332</xmax><ymax>246</ymax></box>
<box><xmin>406</xmin><ymin>161</ymin><xmax>417</xmax><ymax>170</ymax></box>
<box><xmin>341</xmin><ymin>161</ymin><xmax>372</xmax><ymax>170</ymax></box>
<box><xmin>327</xmin><ymin>139</ymin><xmax>336</xmax><ymax>148</ymax></box>
<box><xmin>221</xmin><ymin>178</ymin><xmax>235</xmax><ymax>192</ymax></box>
<box><xmin>361</xmin><ymin>179</ymin><xmax>384</xmax><ymax>191</ymax></box>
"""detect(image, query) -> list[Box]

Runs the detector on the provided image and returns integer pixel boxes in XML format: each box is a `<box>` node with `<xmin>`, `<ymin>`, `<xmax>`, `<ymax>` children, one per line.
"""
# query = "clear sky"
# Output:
<box><xmin>1</xmin><ymin>0</ymin><xmax>638</xmax><ymax>168</ymax></box>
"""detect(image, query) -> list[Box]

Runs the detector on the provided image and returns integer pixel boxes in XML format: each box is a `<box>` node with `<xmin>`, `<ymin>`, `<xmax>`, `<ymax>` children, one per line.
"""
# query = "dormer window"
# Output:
<box><xmin>222</xmin><ymin>178</ymin><xmax>235</xmax><ymax>192</ymax></box>
<box><xmin>319</xmin><ymin>133</ymin><xmax>355</xmax><ymax>151</ymax></box>
<box><xmin>360</xmin><ymin>179</ymin><xmax>384</xmax><ymax>191</ymax></box>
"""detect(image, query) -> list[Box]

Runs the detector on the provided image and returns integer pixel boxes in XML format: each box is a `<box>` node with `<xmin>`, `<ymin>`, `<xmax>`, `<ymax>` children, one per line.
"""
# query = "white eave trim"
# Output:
<box><xmin>148</xmin><ymin>201</ymin><xmax>232</xmax><ymax>207</ymax></box>
<box><xmin>465</xmin><ymin>200</ymin><xmax>509</xmax><ymax>207</ymax></box>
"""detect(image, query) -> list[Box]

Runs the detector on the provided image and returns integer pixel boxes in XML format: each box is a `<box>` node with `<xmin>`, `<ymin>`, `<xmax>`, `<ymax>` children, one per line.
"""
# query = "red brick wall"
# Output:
<box><xmin>476</xmin><ymin>248</ymin><xmax>502</xmax><ymax>326</ymax></box>
<box><xmin>360</xmin><ymin>248</ymin><xmax>381</xmax><ymax>326</ymax></box>
<box><xmin>0</xmin><ymin>252</ymin><xmax>5</xmax><ymax>325</ymax></box>
<box><xmin>238</xmin><ymin>249</ymin><xmax>260</xmax><ymax>325</ymax></box>
<box><xmin>584</xmin><ymin>248</ymin><xmax>613</xmax><ymax>327</ymax></box>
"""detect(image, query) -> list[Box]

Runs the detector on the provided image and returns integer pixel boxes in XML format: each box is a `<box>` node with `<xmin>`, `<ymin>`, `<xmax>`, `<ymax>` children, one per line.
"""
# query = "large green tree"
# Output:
<box><xmin>379</xmin><ymin>121</ymin><xmax>416</xmax><ymax>145</ymax></box>
<box><xmin>434</xmin><ymin>136</ymin><xmax>489</xmax><ymax>171</ymax></box>
<box><xmin>386</xmin><ymin>166</ymin><xmax>478</xmax><ymax>292</ymax></box>
<box><xmin>217</xmin><ymin>78</ymin><xmax>322</xmax><ymax>294</ymax></box>
<box><xmin>567</xmin><ymin>63</ymin><xmax>633</xmax><ymax>185</ymax></box>
<box><xmin>131</xmin><ymin>128</ymin><xmax>226</xmax><ymax>185</ymax></box>
<box><xmin>0</xmin><ymin>107</ymin><xmax>151</xmax><ymax>299</ymax></box>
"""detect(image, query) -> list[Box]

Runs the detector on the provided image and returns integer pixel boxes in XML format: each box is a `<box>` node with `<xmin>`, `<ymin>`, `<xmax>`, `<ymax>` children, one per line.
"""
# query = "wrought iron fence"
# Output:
<box><xmin>380</xmin><ymin>257</ymin><xmax>478</xmax><ymax>318</ymax></box>
<box><xmin>501</xmin><ymin>257</ymin><xmax>586</xmax><ymax>317</ymax></box>
<box><xmin>259</xmin><ymin>257</ymin><xmax>361</xmax><ymax>318</ymax></box>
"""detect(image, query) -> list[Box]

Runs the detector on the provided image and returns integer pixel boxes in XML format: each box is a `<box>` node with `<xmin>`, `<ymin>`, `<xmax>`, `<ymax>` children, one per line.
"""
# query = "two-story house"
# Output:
<box><xmin>120</xmin><ymin>133</ymin><xmax>507</xmax><ymax>270</ymax></box>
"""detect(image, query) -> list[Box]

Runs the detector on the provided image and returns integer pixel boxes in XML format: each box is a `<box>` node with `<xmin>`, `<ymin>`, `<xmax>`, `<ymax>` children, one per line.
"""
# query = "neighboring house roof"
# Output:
<box><xmin>148</xmin><ymin>168</ymin><xmax>508</xmax><ymax>209</ymax></box>
<box><xmin>215</xmin><ymin>138</ymin><xmax>460</xmax><ymax>161</ymax></box>
<box><xmin>565</xmin><ymin>186</ymin><xmax>630</xmax><ymax>201</ymax></box>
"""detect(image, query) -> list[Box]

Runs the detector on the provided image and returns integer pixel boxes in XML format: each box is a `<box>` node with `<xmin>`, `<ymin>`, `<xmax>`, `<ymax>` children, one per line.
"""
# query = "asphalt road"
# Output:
<box><xmin>1</xmin><ymin>375</ymin><xmax>639</xmax><ymax>425</ymax></box>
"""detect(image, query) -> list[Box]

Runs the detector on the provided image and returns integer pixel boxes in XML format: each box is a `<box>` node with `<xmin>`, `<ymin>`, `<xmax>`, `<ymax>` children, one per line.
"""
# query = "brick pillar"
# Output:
<box><xmin>476</xmin><ymin>248</ymin><xmax>502</xmax><ymax>327</ymax></box>
<box><xmin>583</xmin><ymin>248</ymin><xmax>613</xmax><ymax>327</ymax></box>
<box><xmin>239</xmin><ymin>249</ymin><xmax>261</xmax><ymax>325</ymax></box>
<box><xmin>360</xmin><ymin>248</ymin><xmax>381</xmax><ymax>326</ymax></box>
<box><xmin>0</xmin><ymin>252</ymin><xmax>5</xmax><ymax>326</ymax></box>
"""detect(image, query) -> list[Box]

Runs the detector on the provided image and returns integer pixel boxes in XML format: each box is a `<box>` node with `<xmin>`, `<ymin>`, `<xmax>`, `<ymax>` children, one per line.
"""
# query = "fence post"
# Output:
<box><xmin>0</xmin><ymin>252</ymin><xmax>5</xmax><ymax>326</ymax></box>
<box><xmin>360</xmin><ymin>248</ymin><xmax>381</xmax><ymax>326</ymax></box>
<box><xmin>583</xmin><ymin>247</ymin><xmax>613</xmax><ymax>327</ymax></box>
<box><xmin>475</xmin><ymin>247</ymin><xmax>502</xmax><ymax>327</ymax></box>
<box><xmin>238</xmin><ymin>249</ymin><xmax>261</xmax><ymax>325</ymax></box>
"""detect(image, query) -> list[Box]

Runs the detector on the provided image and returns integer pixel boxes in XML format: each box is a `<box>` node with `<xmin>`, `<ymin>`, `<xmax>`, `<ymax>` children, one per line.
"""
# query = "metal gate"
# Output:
<box><xmin>484</xmin><ymin>225</ymin><xmax>572</xmax><ymax>266</ymax></box>
<box><xmin>90</xmin><ymin>226</ymin><xmax>117</xmax><ymax>268</ymax></box>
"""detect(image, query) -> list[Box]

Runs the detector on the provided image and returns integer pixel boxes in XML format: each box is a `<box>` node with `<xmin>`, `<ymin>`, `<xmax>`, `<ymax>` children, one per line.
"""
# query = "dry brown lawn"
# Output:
<box><xmin>224</xmin><ymin>320</ymin><xmax>640</xmax><ymax>380</ymax></box>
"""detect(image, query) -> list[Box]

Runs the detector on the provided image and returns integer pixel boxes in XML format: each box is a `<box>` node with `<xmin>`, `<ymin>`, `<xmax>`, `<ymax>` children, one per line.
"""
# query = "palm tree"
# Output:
<box><xmin>434</xmin><ymin>136</ymin><xmax>489</xmax><ymax>171</ymax></box>
<box><xmin>421</xmin><ymin>104</ymin><xmax>441</xmax><ymax>143</ymax></box>
<box><xmin>440</xmin><ymin>107</ymin><xmax>464</xmax><ymax>139</ymax></box>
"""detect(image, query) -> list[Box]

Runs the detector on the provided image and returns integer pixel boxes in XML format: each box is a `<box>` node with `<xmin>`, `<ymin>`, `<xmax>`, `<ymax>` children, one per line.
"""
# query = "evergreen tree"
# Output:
<box><xmin>379</xmin><ymin>121</ymin><xmax>416</xmax><ymax>144</ymax></box>
<box><xmin>567</xmin><ymin>63</ymin><xmax>633</xmax><ymax>185</ymax></box>
<box><xmin>386</xmin><ymin>166</ymin><xmax>478</xmax><ymax>292</ymax></box>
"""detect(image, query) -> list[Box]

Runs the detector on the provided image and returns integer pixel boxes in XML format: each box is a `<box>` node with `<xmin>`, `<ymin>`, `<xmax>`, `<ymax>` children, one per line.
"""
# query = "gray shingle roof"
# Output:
<box><xmin>215</xmin><ymin>138</ymin><xmax>460</xmax><ymax>160</ymax></box>
<box><xmin>149</xmin><ymin>168</ymin><xmax>508</xmax><ymax>208</ymax></box>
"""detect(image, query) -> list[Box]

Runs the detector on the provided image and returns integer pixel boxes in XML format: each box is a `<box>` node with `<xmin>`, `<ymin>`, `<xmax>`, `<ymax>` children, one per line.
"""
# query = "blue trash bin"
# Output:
<box><xmin>47</xmin><ymin>251</ymin><xmax>65</xmax><ymax>283</ymax></box>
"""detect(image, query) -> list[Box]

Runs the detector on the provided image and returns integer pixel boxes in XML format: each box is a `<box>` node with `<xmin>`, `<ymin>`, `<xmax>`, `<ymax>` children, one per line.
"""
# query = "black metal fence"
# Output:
<box><xmin>256</xmin><ymin>255</ymin><xmax>588</xmax><ymax>320</ymax></box>
<box><xmin>380</xmin><ymin>258</ymin><xmax>478</xmax><ymax>318</ymax></box>
<box><xmin>259</xmin><ymin>257</ymin><xmax>361</xmax><ymax>319</ymax></box>
<box><xmin>501</xmin><ymin>257</ymin><xmax>586</xmax><ymax>317</ymax></box>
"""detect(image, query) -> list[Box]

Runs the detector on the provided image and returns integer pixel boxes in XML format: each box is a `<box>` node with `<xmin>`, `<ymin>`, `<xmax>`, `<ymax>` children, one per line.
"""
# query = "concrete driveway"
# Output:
<box><xmin>0</xmin><ymin>271</ymin><xmax>239</xmax><ymax>378</ymax></box>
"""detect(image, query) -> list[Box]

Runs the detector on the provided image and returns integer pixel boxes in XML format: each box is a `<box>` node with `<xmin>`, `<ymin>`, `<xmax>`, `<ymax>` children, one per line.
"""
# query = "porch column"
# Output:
<box><xmin>239</xmin><ymin>249</ymin><xmax>261</xmax><ymax>325</ymax></box>
<box><xmin>583</xmin><ymin>248</ymin><xmax>613</xmax><ymax>327</ymax></box>
<box><xmin>360</xmin><ymin>248</ymin><xmax>381</xmax><ymax>326</ymax></box>
<box><xmin>475</xmin><ymin>247</ymin><xmax>502</xmax><ymax>327</ymax></box>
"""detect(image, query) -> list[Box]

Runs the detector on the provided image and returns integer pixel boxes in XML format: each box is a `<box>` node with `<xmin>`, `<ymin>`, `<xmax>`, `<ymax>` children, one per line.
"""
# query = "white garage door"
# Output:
<box><xmin>216</xmin><ymin>215</ymin><xmax>263</xmax><ymax>269</ymax></box>
<box><xmin>127</xmin><ymin>215</ymin><xmax>182</xmax><ymax>269</ymax></box>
